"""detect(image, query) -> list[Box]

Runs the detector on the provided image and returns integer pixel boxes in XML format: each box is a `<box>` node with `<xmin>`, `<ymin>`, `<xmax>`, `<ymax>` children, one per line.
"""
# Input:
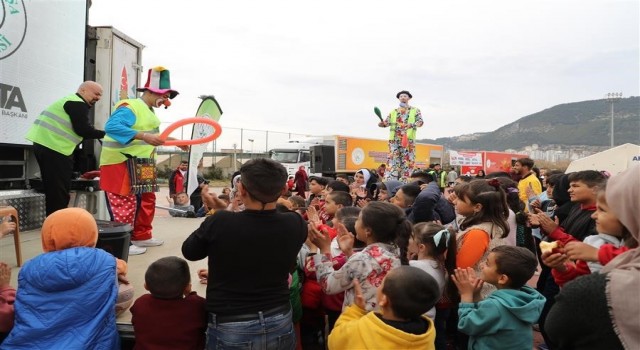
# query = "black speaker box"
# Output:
<box><xmin>310</xmin><ymin>145</ymin><xmax>335</xmax><ymax>175</ymax></box>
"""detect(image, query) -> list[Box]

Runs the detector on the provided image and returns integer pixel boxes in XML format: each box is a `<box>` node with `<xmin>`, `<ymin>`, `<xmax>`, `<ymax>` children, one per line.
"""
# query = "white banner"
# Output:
<box><xmin>1</xmin><ymin>0</ymin><xmax>86</xmax><ymax>145</ymax></box>
<box><xmin>186</xmin><ymin>96</ymin><xmax>223</xmax><ymax>196</ymax></box>
<box><xmin>449</xmin><ymin>151</ymin><xmax>483</xmax><ymax>166</ymax></box>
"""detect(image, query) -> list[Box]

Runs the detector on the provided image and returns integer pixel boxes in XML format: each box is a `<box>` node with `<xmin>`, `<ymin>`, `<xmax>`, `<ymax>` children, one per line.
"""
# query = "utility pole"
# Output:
<box><xmin>605</xmin><ymin>92</ymin><xmax>622</xmax><ymax>147</ymax></box>
<box><xmin>233</xmin><ymin>143</ymin><xmax>237</xmax><ymax>172</ymax></box>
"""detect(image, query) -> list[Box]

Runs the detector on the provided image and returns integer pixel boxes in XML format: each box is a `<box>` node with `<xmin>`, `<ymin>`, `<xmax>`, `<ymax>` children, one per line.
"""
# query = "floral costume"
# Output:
<box><xmin>380</xmin><ymin>106</ymin><xmax>424</xmax><ymax>181</ymax></box>
<box><xmin>312</xmin><ymin>243</ymin><xmax>400</xmax><ymax>311</ymax></box>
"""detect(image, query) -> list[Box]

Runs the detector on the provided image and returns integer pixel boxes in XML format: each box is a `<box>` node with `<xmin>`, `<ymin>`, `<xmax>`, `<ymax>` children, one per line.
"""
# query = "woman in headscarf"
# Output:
<box><xmin>551</xmin><ymin>173</ymin><xmax>573</xmax><ymax>224</ymax></box>
<box><xmin>227</xmin><ymin>174</ymin><xmax>245</xmax><ymax>212</ymax></box>
<box><xmin>350</xmin><ymin>169</ymin><xmax>378</xmax><ymax>206</ymax></box>
<box><xmin>293</xmin><ymin>165</ymin><xmax>308</xmax><ymax>198</ymax></box>
<box><xmin>545</xmin><ymin>165</ymin><xmax>640</xmax><ymax>350</ymax></box>
<box><xmin>3</xmin><ymin>208</ymin><xmax>130</xmax><ymax>349</ymax></box>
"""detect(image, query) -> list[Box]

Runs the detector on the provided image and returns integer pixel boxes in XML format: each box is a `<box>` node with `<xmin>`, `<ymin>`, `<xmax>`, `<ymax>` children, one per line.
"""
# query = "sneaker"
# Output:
<box><xmin>538</xmin><ymin>344</ymin><xmax>549</xmax><ymax>350</ymax></box>
<box><xmin>129</xmin><ymin>245</ymin><xmax>147</xmax><ymax>255</ymax></box>
<box><xmin>131</xmin><ymin>238</ymin><xmax>164</xmax><ymax>247</ymax></box>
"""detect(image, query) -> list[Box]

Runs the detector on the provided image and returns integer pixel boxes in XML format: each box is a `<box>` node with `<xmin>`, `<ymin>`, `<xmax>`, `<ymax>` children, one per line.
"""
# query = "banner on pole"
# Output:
<box><xmin>187</xmin><ymin>96</ymin><xmax>223</xmax><ymax>196</ymax></box>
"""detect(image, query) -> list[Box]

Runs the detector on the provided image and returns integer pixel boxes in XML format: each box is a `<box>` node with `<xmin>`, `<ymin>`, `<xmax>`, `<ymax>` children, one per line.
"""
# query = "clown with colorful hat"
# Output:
<box><xmin>99</xmin><ymin>66</ymin><xmax>184</xmax><ymax>256</ymax></box>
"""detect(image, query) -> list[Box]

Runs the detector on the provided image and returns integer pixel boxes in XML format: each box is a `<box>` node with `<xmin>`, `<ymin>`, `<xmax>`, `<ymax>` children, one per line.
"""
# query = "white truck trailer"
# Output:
<box><xmin>0</xmin><ymin>0</ymin><xmax>144</xmax><ymax>229</ymax></box>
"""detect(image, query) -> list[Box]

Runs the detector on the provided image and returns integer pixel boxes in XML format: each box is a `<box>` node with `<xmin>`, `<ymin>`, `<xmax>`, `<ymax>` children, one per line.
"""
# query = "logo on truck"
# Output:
<box><xmin>0</xmin><ymin>0</ymin><xmax>27</xmax><ymax>60</ymax></box>
<box><xmin>0</xmin><ymin>83</ymin><xmax>27</xmax><ymax>116</ymax></box>
<box><xmin>351</xmin><ymin>147</ymin><xmax>365</xmax><ymax>165</ymax></box>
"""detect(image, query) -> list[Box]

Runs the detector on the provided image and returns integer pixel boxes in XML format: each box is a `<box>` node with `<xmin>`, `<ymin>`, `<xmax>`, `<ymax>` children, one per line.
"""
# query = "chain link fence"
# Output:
<box><xmin>157</xmin><ymin>123</ymin><xmax>317</xmax><ymax>153</ymax></box>
<box><xmin>156</xmin><ymin>124</ymin><xmax>319</xmax><ymax>179</ymax></box>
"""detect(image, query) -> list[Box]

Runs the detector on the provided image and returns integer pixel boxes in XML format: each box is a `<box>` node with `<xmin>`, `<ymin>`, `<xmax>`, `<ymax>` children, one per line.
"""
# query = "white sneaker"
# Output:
<box><xmin>131</xmin><ymin>238</ymin><xmax>164</xmax><ymax>247</ymax></box>
<box><xmin>129</xmin><ymin>245</ymin><xmax>147</xmax><ymax>255</ymax></box>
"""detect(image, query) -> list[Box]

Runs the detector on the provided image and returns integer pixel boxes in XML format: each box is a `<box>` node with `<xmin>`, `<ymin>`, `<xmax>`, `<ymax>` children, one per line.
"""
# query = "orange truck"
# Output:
<box><xmin>450</xmin><ymin>150</ymin><xmax>528</xmax><ymax>176</ymax></box>
<box><xmin>309</xmin><ymin>135</ymin><xmax>444</xmax><ymax>177</ymax></box>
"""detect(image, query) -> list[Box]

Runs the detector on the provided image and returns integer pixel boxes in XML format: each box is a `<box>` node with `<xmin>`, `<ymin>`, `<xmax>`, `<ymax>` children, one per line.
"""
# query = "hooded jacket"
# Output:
<box><xmin>458</xmin><ymin>285</ymin><xmax>545</xmax><ymax>350</ymax></box>
<box><xmin>2</xmin><ymin>247</ymin><xmax>119</xmax><ymax>349</ymax></box>
<box><xmin>3</xmin><ymin>208</ymin><xmax>122</xmax><ymax>349</ymax></box>
<box><xmin>408</xmin><ymin>182</ymin><xmax>456</xmax><ymax>224</ymax></box>
<box><xmin>383</xmin><ymin>180</ymin><xmax>403</xmax><ymax>199</ymax></box>
<box><xmin>328</xmin><ymin>304</ymin><xmax>435</xmax><ymax>350</ymax></box>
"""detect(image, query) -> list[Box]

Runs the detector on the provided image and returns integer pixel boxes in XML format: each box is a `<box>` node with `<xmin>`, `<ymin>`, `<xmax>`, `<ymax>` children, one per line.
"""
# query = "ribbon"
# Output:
<box><xmin>433</xmin><ymin>229</ymin><xmax>450</xmax><ymax>248</ymax></box>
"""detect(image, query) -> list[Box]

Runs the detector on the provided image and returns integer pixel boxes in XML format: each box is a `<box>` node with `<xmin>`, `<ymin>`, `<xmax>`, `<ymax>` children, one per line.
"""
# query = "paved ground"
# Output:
<box><xmin>1</xmin><ymin>186</ymin><xmax>214</xmax><ymax>324</ymax></box>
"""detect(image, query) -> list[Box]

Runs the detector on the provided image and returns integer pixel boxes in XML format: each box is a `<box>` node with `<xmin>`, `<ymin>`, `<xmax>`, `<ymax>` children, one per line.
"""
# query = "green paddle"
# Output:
<box><xmin>374</xmin><ymin>106</ymin><xmax>383</xmax><ymax>122</ymax></box>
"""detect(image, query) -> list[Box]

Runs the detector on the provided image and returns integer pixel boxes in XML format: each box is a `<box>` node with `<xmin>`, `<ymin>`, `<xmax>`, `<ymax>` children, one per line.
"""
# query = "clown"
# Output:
<box><xmin>378</xmin><ymin>90</ymin><xmax>424</xmax><ymax>181</ymax></box>
<box><xmin>99</xmin><ymin>66</ymin><xmax>186</xmax><ymax>256</ymax></box>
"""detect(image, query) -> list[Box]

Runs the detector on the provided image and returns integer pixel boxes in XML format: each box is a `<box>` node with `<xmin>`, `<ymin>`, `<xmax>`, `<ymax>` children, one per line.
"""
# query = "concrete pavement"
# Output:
<box><xmin>0</xmin><ymin>186</ymin><xmax>214</xmax><ymax>323</ymax></box>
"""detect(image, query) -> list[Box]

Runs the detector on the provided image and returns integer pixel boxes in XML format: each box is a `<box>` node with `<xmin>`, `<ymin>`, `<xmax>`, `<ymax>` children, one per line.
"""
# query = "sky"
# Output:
<box><xmin>88</xmin><ymin>0</ymin><xmax>639</xmax><ymax>152</ymax></box>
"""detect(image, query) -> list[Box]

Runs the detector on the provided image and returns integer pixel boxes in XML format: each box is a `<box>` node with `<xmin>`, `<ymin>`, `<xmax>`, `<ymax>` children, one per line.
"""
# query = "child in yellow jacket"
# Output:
<box><xmin>328</xmin><ymin>266</ymin><xmax>439</xmax><ymax>350</ymax></box>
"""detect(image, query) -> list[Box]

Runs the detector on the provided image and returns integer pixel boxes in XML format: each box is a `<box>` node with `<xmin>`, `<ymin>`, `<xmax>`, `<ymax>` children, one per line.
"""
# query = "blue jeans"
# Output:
<box><xmin>206</xmin><ymin>309</ymin><xmax>295</xmax><ymax>350</ymax></box>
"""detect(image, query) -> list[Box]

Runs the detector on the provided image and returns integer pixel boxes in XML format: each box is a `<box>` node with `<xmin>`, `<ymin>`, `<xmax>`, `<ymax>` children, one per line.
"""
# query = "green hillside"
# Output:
<box><xmin>422</xmin><ymin>97</ymin><xmax>640</xmax><ymax>150</ymax></box>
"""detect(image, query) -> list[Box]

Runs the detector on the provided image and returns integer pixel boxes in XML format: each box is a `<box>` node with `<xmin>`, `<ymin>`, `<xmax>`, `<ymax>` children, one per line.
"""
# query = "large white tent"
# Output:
<box><xmin>565</xmin><ymin>143</ymin><xmax>640</xmax><ymax>175</ymax></box>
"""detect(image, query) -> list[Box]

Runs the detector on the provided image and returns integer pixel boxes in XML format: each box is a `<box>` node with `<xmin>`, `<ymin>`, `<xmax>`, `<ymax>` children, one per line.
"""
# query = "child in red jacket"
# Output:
<box><xmin>540</xmin><ymin>185</ymin><xmax>637</xmax><ymax>287</ymax></box>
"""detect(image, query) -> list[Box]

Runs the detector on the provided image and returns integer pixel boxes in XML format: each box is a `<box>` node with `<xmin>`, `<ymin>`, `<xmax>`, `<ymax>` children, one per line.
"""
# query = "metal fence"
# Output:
<box><xmin>157</xmin><ymin>123</ymin><xmax>317</xmax><ymax>154</ymax></box>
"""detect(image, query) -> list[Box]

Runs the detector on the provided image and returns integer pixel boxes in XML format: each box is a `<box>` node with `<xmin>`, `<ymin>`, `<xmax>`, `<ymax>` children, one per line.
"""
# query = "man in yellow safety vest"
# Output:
<box><xmin>25</xmin><ymin>81</ymin><xmax>105</xmax><ymax>215</ymax></box>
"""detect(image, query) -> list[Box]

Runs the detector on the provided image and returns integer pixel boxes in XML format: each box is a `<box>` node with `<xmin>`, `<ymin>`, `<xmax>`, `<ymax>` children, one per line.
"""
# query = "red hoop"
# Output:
<box><xmin>159</xmin><ymin>117</ymin><xmax>222</xmax><ymax>146</ymax></box>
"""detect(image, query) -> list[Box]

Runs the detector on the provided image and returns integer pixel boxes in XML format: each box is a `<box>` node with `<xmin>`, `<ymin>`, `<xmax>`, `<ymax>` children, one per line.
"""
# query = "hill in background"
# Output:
<box><xmin>422</xmin><ymin>96</ymin><xmax>640</xmax><ymax>151</ymax></box>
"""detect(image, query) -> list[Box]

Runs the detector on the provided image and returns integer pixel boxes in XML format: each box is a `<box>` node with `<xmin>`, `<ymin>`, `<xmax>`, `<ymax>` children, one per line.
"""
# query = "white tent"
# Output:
<box><xmin>565</xmin><ymin>143</ymin><xmax>640</xmax><ymax>175</ymax></box>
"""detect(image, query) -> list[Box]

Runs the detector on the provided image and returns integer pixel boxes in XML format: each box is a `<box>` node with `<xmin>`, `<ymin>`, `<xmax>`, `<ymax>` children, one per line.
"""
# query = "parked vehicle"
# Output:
<box><xmin>270</xmin><ymin>135</ymin><xmax>444</xmax><ymax>177</ymax></box>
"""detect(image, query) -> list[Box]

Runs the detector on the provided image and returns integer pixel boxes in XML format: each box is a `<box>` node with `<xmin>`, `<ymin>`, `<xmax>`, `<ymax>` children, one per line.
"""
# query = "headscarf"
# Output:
<box><xmin>357</xmin><ymin>169</ymin><xmax>371</xmax><ymax>186</ymax></box>
<box><xmin>232</xmin><ymin>174</ymin><xmax>242</xmax><ymax>190</ymax></box>
<box><xmin>552</xmin><ymin>174</ymin><xmax>573</xmax><ymax>224</ymax></box>
<box><xmin>601</xmin><ymin>165</ymin><xmax>640</xmax><ymax>349</ymax></box>
<box><xmin>41</xmin><ymin>208</ymin><xmax>98</xmax><ymax>252</ymax></box>
<box><xmin>229</xmin><ymin>171</ymin><xmax>241</xmax><ymax>188</ymax></box>
<box><xmin>552</xmin><ymin>174</ymin><xmax>571</xmax><ymax>206</ymax></box>
<box><xmin>295</xmin><ymin>166</ymin><xmax>308</xmax><ymax>181</ymax></box>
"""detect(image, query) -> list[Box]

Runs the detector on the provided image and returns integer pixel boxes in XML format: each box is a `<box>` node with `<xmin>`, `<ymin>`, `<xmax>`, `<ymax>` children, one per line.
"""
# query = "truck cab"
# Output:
<box><xmin>269</xmin><ymin>138</ymin><xmax>323</xmax><ymax>177</ymax></box>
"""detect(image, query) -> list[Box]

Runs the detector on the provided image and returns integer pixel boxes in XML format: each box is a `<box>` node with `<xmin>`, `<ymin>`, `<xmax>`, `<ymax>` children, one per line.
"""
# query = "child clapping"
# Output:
<box><xmin>328</xmin><ymin>266</ymin><xmax>439</xmax><ymax>350</ymax></box>
<box><xmin>452</xmin><ymin>246</ymin><xmax>545</xmax><ymax>350</ymax></box>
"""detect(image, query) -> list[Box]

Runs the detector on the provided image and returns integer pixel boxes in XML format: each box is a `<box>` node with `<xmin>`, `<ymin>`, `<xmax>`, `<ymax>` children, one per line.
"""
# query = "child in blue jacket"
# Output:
<box><xmin>452</xmin><ymin>245</ymin><xmax>545</xmax><ymax>350</ymax></box>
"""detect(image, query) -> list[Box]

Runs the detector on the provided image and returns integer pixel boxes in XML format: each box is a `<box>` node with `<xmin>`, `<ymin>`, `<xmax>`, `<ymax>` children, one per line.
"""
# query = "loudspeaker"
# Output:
<box><xmin>310</xmin><ymin>145</ymin><xmax>335</xmax><ymax>175</ymax></box>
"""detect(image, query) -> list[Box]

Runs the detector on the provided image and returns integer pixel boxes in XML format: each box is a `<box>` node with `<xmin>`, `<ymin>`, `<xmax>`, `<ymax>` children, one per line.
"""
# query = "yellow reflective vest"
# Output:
<box><xmin>388</xmin><ymin>108</ymin><xmax>417</xmax><ymax>141</ymax></box>
<box><xmin>25</xmin><ymin>94</ymin><xmax>84</xmax><ymax>156</ymax></box>
<box><xmin>100</xmin><ymin>98</ymin><xmax>160</xmax><ymax>165</ymax></box>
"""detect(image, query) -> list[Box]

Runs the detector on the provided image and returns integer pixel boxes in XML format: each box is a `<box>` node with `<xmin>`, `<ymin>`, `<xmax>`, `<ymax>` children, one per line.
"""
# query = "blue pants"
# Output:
<box><xmin>207</xmin><ymin>309</ymin><xmax>295</xmax><ymax>350</ymax></box>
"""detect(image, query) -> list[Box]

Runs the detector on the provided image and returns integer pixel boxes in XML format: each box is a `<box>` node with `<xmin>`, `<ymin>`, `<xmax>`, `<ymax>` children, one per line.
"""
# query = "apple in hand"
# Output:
<box><xmin>539</xmin><ymin>240</ymin><xmax>564</xmax><ymax>255</ymax></box>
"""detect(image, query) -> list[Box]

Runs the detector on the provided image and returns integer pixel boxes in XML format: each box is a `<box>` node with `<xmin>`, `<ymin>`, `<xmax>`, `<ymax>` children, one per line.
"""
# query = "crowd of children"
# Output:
<box><xmin>0</xmin><ymin>160</ymin><xmax>638</xmax><ymax>350</ymax></box>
